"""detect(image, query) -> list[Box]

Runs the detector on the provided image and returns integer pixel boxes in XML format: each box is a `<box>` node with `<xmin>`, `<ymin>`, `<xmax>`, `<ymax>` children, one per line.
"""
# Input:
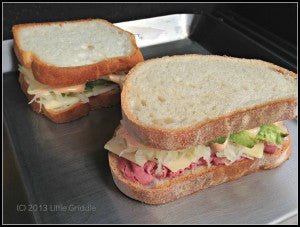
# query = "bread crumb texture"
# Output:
<box><xmin>125</xmin><ymin>56</ymin><xmax>297</xmax><ymax>128</ymax></box>
<box><xmin>18</xmin><ymin>20</ymin><xmax>133</xmax><ymax>67</ymax></box>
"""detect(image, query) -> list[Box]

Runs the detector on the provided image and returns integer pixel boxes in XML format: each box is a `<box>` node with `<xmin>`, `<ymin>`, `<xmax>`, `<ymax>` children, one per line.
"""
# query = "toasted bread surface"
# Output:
<box><xmin>13</xmin><ymin>19</ymin><xmax>144</xmax><ymax>87</ymax></box>
<box><xmin>121</xmin><ymin>55</ymin><xmax>298</xmax><ymax>150</ymax></box>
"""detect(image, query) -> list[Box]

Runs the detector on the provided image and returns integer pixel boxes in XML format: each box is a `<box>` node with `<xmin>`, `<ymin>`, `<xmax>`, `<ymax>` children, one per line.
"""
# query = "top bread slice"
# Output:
<box><xmin>12</xmin><ymin>19</ymin><xmax>144</xmax><ymax>87</ymax></box>
<box><xmin>121</xmin><ymin>55</ymin><xmax>298</xmax><ymax>150</ymax></box>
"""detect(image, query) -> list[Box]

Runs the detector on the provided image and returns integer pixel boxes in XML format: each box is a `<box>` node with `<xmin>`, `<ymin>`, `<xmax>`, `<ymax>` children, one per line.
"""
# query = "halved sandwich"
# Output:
<box><xmin>12</xmin><ymin>19</ymin><xmax>143</xmax><ymax>123</ymax></box>
<box><xmin>105</xmin><ymin>55</ymin><xmax>298</xmax><ymax>204</ymax></box>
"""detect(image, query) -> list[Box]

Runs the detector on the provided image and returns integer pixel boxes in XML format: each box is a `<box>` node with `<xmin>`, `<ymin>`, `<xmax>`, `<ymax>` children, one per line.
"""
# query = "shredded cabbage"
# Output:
<box><xmin>28</xmin><ymin>94</ymin><xmax>39</xmax><ymax>104</ymax></box>
<box><xmin>19</xmin><ymin>65</ymin><xmax>118</xmax><ymax>111</ymax></box>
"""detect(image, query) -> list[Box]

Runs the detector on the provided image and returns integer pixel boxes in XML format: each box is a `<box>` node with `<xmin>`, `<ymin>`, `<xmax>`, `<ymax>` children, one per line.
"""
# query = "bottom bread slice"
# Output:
<box><xmin>108</xmin><ymin>135</ymin><xmax>291</xmax><ymax>204</ymax></box>
<box><xmin>19</xmin><ymin>73</ymin><xmax>120</xmax><ymax>123</ymax></box>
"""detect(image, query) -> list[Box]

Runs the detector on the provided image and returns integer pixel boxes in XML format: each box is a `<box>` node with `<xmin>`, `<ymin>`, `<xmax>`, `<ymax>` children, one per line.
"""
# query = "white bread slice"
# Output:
<box><xmin>122</xmin><ymin>55</ymin><xmax>298</xmax><ymax>150</ymax></box>
<box><xmin>108</xmin><ymin>133</ymin><xmax>291</xmax><ymax>205</ymax></box>
<box><xmin>19</xmin><ymin>73</ymin><xmax>120</xmax><ymax>123</ymax></box>
<box><xmin>13</xmin><ymin>19</ymin><xmax>143</xmax><ymax>87</ymax></box>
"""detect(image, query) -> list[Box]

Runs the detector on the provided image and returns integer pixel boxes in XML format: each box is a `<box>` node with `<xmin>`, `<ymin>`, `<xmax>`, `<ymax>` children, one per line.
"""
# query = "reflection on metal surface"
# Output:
<box><xmin>116</xmin><ymin>14</ymin><xmax>196</xmax><ymax>48</ymax></box>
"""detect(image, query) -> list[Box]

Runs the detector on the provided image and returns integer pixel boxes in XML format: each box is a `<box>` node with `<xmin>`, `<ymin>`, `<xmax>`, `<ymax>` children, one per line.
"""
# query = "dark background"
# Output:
<box><xmin>3</xmin><ymin>2</ymin><xmax>297</xmax><ymax>224</ymax></box>
<box><xmin>3</xmin><ymin>3</ymin><xmax>297</xmax><ymax>46</ymax></box>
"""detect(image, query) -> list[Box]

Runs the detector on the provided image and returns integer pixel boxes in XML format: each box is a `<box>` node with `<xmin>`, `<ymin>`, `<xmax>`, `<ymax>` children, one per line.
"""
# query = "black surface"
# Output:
<box><xmin>190</xmin><ymin>14</ymin><xmax>297</xmax><ymax>72</ymax></box>
<box><xmin>3</xmin><ymin>3</ymin><xmax>217</xmax><ymax>40</ymax></box>
<box><xmin>3</xmin><ymin>3</ymin><xmax>297</xmax><ymax>47</ymax></box>
<box><xmin>223</xmin><ymin>3</ymin><xmax>297</xmax><ymax>46</ymax></box>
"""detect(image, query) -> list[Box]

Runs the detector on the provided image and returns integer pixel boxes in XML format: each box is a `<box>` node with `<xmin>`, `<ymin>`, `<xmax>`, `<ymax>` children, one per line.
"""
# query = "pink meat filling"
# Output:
<box><xmin>118</xmin><ymin>157</ymin><xmax>208</xmax><ymax>185</ymax></box>
<box><xmin>118</xmin><ymin>158</ymin><xmax>155</xmax><ymax>185</ymax></box>
<box><xmin>264</xmin><ymin>143</ymin><xmax>278</xmax><ymax>154</ymax></box>
<box><xmin>117</xmin><ymin>143</ymin><xmax>279</xmax><ymax>185</ymax></box>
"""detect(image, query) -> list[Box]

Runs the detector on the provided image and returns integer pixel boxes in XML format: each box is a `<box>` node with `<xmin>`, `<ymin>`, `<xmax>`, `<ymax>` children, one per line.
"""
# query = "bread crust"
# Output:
<box><xmin>19</xmin><ymin>73</ymin><xmax>120</xmax><ymax>123</ymax></box>
<box><xmin>121</xmin><ymin>55</ymin><xmax>298</xmax><ymax>150</ymax></box>
<box><xmin>108</xmin><ymin>133</ymin><xmax>291</xmax><ymax>205</ymax></box>
<box><xmin>13</xmin><ymin>19</ymin><xmax>144</xmax><ymax>87</ymax></box>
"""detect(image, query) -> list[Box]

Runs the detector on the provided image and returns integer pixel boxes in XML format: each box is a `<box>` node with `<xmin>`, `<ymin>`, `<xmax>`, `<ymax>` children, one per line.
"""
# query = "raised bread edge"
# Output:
<box><xmin>12</xmin><ymin>18</ymin><xmax>144</xmax><ymax>87</ymax></box>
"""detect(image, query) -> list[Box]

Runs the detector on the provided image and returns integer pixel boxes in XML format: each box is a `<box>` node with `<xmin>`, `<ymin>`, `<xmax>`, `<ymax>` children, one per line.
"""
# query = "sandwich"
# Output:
<box><xmin>12</xmin><ymin>19</ymin><xmax>143</xmax><ymax>123</ymax></box>
<box><xmin>104</xmin><ymin>55</ymin><xmax>298</xmax><ymax>204</ymax></box>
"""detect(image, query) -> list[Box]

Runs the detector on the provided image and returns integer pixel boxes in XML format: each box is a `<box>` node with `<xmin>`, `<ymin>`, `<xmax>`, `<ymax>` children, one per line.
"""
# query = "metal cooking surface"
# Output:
<box><xmin>3</xmin><ymin>14</ymin><xmax>298</xmax><ymax>224</ymax></box>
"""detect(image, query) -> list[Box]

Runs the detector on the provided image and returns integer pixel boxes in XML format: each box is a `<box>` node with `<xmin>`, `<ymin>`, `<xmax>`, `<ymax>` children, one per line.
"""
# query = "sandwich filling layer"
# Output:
<box><xmin>19</xmin><ymin>66</ymin><xmax>126</xmax><ymax>111</ymax></box>
<box><xmin>105</xmin><ymin>122</ymin><xmax>288</xmax><ymax>186</ymax></box>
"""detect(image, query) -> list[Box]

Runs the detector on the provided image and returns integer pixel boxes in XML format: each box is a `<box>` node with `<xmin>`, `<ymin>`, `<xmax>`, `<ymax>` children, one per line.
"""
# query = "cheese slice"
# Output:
<box><xmin>42</xmin><ymin>95</ymin><xmax>80</xmax><ymax>110</ymax></box>
<box><xmin>105</xmin><ymin>135</ymin><xmax>211</xmax><ymax>172</ymax></box>
<box><xmin>241</xmin><ymin>143</ymin><xmax>264</xmax><ymax>158</ymax></box>
<box><xmin>20</xmin><ymin>66</ymin><xmax>86</xmax><ymax>95</ymax></box>
<box><xmin>105</xmin><ymin>125</ymin><xmax>266</xmax><ymax>172</ymax></box>
<box><xmin>163</xmin><ymin>146</ymin><xmax>210</xmax><ymax>172</ymax></box>
<box><xmin>104</xmin><ymin>136</ymin><xmax>137</xmax><ymax>164</ymax></box>
<box><xmin>217</xmin><ymin>141</ymin><xmax>264</xmax><ymax>162</ymax></box>
<box><xmin>19</xmin><ymin>66</ymin><xmax>118</xmax><ymax>111</ymax></box>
